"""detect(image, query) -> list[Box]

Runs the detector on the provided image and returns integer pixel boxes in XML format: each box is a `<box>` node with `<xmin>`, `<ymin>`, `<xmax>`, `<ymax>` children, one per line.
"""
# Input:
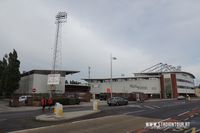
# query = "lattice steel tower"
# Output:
<box><xmin>52</xmin><ymin>12</ymin><xmax>67</xmax><ymax>72</ymax></box>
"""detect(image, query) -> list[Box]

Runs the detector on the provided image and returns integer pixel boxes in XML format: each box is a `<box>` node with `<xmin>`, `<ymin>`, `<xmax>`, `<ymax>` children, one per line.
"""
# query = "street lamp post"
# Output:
<box><xmin>110</xmin><ymin>54</ymin><xmax>117</xmax><ymax>98</ymax></box>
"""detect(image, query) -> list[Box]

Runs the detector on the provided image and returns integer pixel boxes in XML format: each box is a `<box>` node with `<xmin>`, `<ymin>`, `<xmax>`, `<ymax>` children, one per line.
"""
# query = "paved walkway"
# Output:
<box><xmin>36</xmin><ymin>110</ymin><xmax>100</xmax><ymax>121</ymax></box>
<box><xmin>0</xmin><ymin>99</ymin><xmax>107</xmax><ymax>113</ymax></box>
<box><xmin>0</xmin><ymin>99</ymin><xmax>41</xmax><ymax>113</ymax></box>
<box><xmin>1</xmin><ymin>98</ymin><xmax>199</xmax><ymax>113</ymax></box>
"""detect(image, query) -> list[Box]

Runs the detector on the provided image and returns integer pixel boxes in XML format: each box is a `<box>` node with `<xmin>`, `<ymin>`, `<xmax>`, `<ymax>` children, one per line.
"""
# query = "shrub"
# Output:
<box><xmin>53</xmin><ymin>98</ymin><xmax>80</xmax><ymax>105</ymax></box>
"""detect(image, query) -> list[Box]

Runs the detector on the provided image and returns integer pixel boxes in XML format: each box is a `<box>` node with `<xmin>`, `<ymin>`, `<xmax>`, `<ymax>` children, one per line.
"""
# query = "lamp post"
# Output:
<box><xmin>110</xmin><ymin>54</ymin><xmax>117</xmax><ymax>98</ymax></box>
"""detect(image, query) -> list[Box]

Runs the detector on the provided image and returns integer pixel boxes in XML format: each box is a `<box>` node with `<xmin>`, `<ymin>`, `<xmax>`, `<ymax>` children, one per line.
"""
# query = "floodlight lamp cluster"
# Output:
<box><xmin>56</xmin><ymin>12</ymin><xmax>67</xmax><ymax>22</ymax></box>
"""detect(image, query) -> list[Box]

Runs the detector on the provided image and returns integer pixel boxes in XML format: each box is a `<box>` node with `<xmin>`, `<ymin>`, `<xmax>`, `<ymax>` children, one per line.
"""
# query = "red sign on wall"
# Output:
<box><xmin>32</xmin><ymin>88</ymin><xmax>36</xmax><ymax>93</ymax></box>
<box><xmin>106</xmin><ymin>88</ymin><xmax>111</xmax><ymax>93</ymax></box>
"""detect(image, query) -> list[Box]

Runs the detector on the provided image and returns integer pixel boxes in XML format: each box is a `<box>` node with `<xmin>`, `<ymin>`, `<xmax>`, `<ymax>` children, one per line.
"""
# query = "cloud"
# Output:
<box><xmin>0</xmin><ymin>0</ymin><xmax>200</xmax><ymax>83</ymax></box>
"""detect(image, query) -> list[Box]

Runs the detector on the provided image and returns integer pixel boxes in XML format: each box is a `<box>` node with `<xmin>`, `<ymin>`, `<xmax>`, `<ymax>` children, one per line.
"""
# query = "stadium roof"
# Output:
<box><xmin>21</xmin><ymin>70</ymin><xmax>79</xmax><ymax>77</ymax></box>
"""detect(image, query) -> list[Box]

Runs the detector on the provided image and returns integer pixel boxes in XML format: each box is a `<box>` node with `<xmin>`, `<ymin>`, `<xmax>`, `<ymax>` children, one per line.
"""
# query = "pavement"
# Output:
<box><xmin>35</xmin><ymin>100</ymin><xmax>102</xmax><ymax>122</ymax></box>
<box><xmin>0</xmin><ymin>99</ymin><xmax>107</xmax><ymax>113</ymax></box>
<box><xmin>36</xmin><ymin>110</ymin><xmax>101</xmax><ymax>121</ymax></box>
<box><xmin>0</xmin><ymin>99</ymin><xmax>41</xmax><ymax>113</ymax></box>
<box><xmin>1</xmin><ymin>98</ymin><xmax>199</xmax><ymax>113</ymax></box>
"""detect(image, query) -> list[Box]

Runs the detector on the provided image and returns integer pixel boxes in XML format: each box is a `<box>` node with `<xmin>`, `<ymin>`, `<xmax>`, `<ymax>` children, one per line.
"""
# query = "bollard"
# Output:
<box><xmin>53</xmin><ymin>107</ymin><xmax>56</xmax><ymax>113</ymax></box>
<box><xmin>54</xmin><ymin>102</ymin><xmax>64</xmax><ymax>117</ymax></box>
<box><xmin>58</xmin><ymin>108</ymin><xmax>64</xmax><ymax>116</ymax></box>
<box><xmin>93</xmin><ymin>100</ymin><xmax>99</xmax><ymax>111</ymax></box>
<box><xmin>188</xmin><ymin>96</ymin><xmax>191</xmax><ymax>101</ymax></box>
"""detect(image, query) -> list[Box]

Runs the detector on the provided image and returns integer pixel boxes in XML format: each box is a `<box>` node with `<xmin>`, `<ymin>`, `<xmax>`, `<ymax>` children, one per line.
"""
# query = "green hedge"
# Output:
<box><xmin>53</xmin><ymin>98</ymin><xmax>80</xmax><ymax>105</ymax></box>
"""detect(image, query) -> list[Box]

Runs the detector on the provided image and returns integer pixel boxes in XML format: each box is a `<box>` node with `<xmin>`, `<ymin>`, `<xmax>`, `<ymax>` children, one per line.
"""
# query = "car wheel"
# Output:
<box><xmin>116</xmin><ymin>102</ymin><xmax>120</xmax><ymax>106</ymax></box>
<box><xmin>108</xmin><ymin>103</ymin><xmax>111</xmax><ymax>106</ymax></box>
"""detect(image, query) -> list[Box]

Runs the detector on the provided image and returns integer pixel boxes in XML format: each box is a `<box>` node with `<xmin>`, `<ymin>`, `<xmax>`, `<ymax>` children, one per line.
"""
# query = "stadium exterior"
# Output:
<box><xmin>16</xmin><ymin>69</ymin><xmax>92</xmax><ymax>101</ymax></box>
<box><xmin>17</xmin><ymin>70</ymin><xmax>79</xmax><ymax>94</ymax></box>
<box><xmin>85</xmin><ymin>63</ymin><xmax>195</xmax><ymax>99</ymax></box>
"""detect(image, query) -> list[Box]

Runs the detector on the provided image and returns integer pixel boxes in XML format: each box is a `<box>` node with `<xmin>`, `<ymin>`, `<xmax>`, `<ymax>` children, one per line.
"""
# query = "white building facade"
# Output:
<box><xmin>16</xmin><ymin>70</ymin><xmax>78</xmax><ymax>94</ymax></box>
<box><xmin>87</xmin><ymin>71</ymin><xmax>195</xmax><ymax>99</ymax></box>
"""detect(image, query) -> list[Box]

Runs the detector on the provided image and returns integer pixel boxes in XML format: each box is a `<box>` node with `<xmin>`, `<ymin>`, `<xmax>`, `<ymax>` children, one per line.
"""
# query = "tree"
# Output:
<box><xmin>0</xmin><ymin>50</ymin><xmax>20</xmax><ymax>97</ymax></box>
<box><xmin>0</xmin><ymin>60</ymin><xmax>3</xmax><ymax>96</ymax></box>
<box><xmin>0</xmin><ymin>55</ymin><xmax>8</xmax><ymax>96</ymax></box>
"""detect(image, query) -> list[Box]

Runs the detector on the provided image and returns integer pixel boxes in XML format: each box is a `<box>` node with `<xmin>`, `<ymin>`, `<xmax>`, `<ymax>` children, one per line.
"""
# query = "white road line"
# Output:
<box><xmin>158</xmin><ymin>118</ymin><xmax>171</xmax><ymax>122</ymax></box>
<box><xmin>163</xmin><ymin>127</ymin><xmax>170</xmax><ymax>131</ymax></box>
<box><xmin>178</xmin><ymin>111</ymin><xmax>189</xmax><ymax>116</ymax></box>
<box><xmin>196</xmin><ymin>129</ymin><xmax>200</xmax><ymax>132</ymax></box>
<box><xmin>127</xmin><ymin>105</ymin><xmax>142</xmax><ymax>108</ymax></box>
<box><xmin>123</xmin><ymin>110</ymin><xmax>145</xmax><ymax>115</ymax></box>
<box><xmin>144</xmin><ymin>105</ymin><xmax>154</xmax><ymax>109</ymax></box>
<box><xmin>152</xmin><ymin>105</ymin><xmax>160</xmax><ymax>108</ymax></box>
<box><xmin>185</xmin><ymin>118</ymin><xmax>189</xmax><ymax>121</ymax></box>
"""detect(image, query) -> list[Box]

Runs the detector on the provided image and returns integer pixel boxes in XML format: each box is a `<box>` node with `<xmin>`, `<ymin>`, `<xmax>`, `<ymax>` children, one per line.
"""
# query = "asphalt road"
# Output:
<box><xmin>1</xmin><ymin>99</ymin><xmax>200</xmax><ymax>133</ymax></box>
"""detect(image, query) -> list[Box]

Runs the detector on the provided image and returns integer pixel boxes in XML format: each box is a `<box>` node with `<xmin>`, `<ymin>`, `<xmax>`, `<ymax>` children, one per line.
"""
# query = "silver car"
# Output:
<box><xmin>107</xmin><ymin>97</ymin><xmax>128</xmax><ymax>106</ymax></box>
<box><xmin>177</xmin><ymin>95</ymin><xmax>186</xmax><ymax>100</ymax></box>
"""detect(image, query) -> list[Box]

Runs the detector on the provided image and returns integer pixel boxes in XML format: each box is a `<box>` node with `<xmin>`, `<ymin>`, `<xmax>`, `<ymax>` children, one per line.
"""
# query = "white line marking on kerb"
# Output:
<box><xmin>178</xmin><ymin>111</ymin><xmax>189</xmax><ymax>116</ymax></box>
<box><xmin>123</xmin><ymin>110</ymin><xmax>144</xmax><ymax>115</ymax></box>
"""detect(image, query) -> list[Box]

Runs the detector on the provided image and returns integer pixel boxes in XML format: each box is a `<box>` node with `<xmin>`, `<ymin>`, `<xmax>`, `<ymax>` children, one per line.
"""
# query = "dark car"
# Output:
<box><xmin>107</xmin><ymin>97</ymin><xmax>128</xmax><ymax>106</ymax></box>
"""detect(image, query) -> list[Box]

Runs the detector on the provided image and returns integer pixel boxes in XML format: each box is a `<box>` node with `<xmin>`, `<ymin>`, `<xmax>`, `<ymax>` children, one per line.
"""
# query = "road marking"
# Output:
<box><xmin>123</xmin><ymin>110</ymin><xmax>144</xmax><ymax>115</ymax></box>
<box><xmin>185</xmin><ymin>118</ymin><xmax>189</xmax><ymax>121</ymax></box>
<box><xmin>196</xmin><ymin>128</ymin><xmax>200</xmax><ymax>132</ymax></box>
<box><xmin>152</xmin><ymin>105</ymin><xmax>160</xmax><ymax>108</ymax></box>
<box><xmin>127</xmin><ymin>105</ymin><xmax>142</xmax><ymax>108</ymax></box>
<box><xmin>144</xmin><ymin>105</ymin><xmax>154</xmax><ymax>109</ymax></box>
<box><xmin>158</xmin><ymin>117</ymin><xmax>171</xmax><ymax>122</ymax></box>
<box><xmin>163</xmin><ymin>127</ymin><xmax>170</xmax><ymax>131</ymax></box>
<box><xmin>178</xmin><ymin>111</ymin><xmax>189</xmax><ymax>116</ymax></box>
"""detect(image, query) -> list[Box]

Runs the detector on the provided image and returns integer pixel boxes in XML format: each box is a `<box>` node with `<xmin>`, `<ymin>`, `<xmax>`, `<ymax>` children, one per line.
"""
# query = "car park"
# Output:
<box><xmin>107</xmin><ymin>97</ymin><xmax>128</xmax><ymax>106</ymax></box>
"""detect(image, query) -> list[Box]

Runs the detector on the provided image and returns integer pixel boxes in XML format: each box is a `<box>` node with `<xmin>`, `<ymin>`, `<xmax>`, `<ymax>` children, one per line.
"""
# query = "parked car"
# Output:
<box><xmin>107</xmin><ymin>97</ymin><xmax>128</xmax><ymax>106</ymax></box>
<box><xmin>177</xmin><ymin>95</ymin><xmax>186</xmax><ymax>100</ymax></box>
<box><xmin>19</xmin><ymin>95</ymin><xmax>32</xmax><ymax>102</ymax></box>
<box><xmin>19</xmin><ymin>96</ymin><xmax>27</xmax><ymax>102</ymax></box>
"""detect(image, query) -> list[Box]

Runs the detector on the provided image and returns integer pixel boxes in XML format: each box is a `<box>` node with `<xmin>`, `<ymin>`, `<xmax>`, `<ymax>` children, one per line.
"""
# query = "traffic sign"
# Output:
<box><xmin>32</xmin><ymin>88</ymin><xmax>36</xmax><ymax>93</ymax></box>
<box><xmin>47</xmin><ymin>74</ymin><xmax>60</xmax><ymax>85</ymax></box>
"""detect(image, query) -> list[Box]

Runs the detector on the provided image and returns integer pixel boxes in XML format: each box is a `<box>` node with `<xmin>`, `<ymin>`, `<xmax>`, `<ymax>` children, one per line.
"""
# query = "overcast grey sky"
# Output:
<box><xmin>1</xmin><ymin>0</ymin><xmax>200</xmax><ymax>84</ymax></box>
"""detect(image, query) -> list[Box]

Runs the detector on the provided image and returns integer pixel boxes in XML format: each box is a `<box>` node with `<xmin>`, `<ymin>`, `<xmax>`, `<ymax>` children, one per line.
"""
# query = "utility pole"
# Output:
<box><xmin>110</xmin><ymin>54</ymin><xmax>117</xmax><ymax>98</ymax></box>
<box><xmin>88</xmin><ymin>66</ymin><xmax>91</xmax><ymax>81</ymax></box>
